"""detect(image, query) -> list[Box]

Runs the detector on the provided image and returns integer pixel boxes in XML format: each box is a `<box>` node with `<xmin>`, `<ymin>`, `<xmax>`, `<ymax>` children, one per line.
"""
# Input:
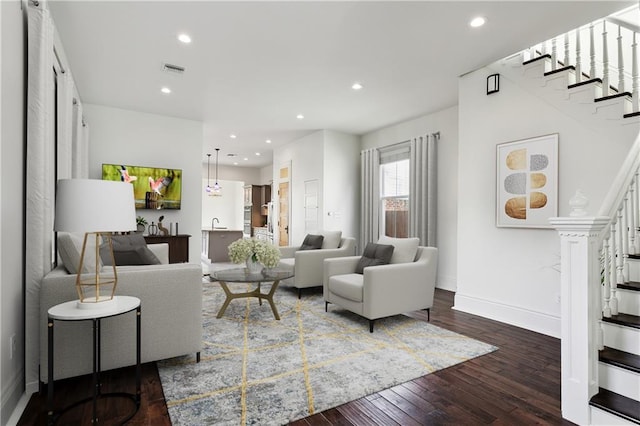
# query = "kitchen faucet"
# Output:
<box><xmin>212</xmin><ymin>217</ymin><xmax>219</xmax><ymax>228</ymax></box>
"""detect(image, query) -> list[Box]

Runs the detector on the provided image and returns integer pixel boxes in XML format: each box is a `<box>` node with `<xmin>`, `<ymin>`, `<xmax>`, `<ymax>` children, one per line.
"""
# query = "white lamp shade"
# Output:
<box><xmin>54</xmin><ymin>179</ymin><xmax>137</xmax><ymax>233</ymax></box>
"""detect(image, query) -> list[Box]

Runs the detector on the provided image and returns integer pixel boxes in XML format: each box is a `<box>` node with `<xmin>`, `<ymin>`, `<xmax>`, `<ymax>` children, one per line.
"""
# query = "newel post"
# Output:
<box><xmin>550</xmin><ymin>191</ymin><xmax>609</xmax><ymax>424</ymax></box>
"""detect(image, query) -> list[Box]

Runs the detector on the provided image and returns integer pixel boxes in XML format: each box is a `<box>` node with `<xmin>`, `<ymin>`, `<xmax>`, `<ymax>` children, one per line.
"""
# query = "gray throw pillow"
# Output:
<box><xmin>300</xmin><ymin>234</ymin><xmax>324</xmax><ymax>250</ymax></box>
<box><xmin>100</xmin><ymin>234</ymin><xmax>161</xmax><ymax>266</ymax></box>
<box><xmin>355</xmin><ymin>243</ymin><xmax>394</xmax><ymax>274</ymax></box>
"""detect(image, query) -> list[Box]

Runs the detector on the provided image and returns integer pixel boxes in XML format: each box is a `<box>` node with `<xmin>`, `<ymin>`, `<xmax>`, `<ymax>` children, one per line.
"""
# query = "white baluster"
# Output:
<box><xmin>575</xmin><ymin>27</ymin><xmax>583</xmax><ymax>83</ymax></box>
<box><xmin>564</xmin><ymin>33</ymin><xmax>570</xmax><ymax>67</ymax></box>
<box><xmin>617</xmin><ymin>25</ymin><xmax>625</xmax><ymax>93</ymax></box>
<box><xmin>635</xmin><ymin>173</ymin><xmax>640</xmax><ymax>253</ymax></box>
<box><xmin>590</xmin><ymin>23</ymin><xmax>596</xmax><ymax>79</ymax></box>
<box><xmin>631</xmin><ymin>176</ymin><xmax>638</xmax><ymax>254</ymax></box>
<box><xmin>623</xmin><ymin>195</ymin><xmax>630</xmax><ymax>281</ymax></box>
<box><xmin>632</xmin><ymin>32</ymin><xmax>639</xmax><ymax>113</ymax></box>
<box><xmin>551</xmin><ymin>37</ymin><xmax>558</xmax><ymax>71</ymax></box>
<box><xmin>611</xmin><ymin>221</ymin><xmax>621</xmax><ymax>316</ymax></box>
<box><xmin>602</xmin><ymin>21</ymin><xmax>610</xmax><ymax>96</ymax></box>
<box><xmin>602</xmin><ymin>239</ymin><xmax>612</xmax><ymax>318</ymax></box>
<box><xmin>541</xmin><ymin>40</ymin><xmax>547</xmax><ymax>56</ymax></box>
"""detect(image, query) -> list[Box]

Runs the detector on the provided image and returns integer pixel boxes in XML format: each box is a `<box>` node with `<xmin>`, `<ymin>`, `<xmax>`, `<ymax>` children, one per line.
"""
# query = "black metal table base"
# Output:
<box><xmin>47</xmin><ymin>304</ymin><xmax>141</xmax><ymax>425</ymax></box>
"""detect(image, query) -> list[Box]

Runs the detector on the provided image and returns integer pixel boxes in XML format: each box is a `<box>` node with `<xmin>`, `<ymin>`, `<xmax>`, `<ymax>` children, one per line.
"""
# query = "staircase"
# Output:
<box><xmin>497</xmin><ymin>6</ymin><xmax>640</xmax><ymax>425</ymax></box>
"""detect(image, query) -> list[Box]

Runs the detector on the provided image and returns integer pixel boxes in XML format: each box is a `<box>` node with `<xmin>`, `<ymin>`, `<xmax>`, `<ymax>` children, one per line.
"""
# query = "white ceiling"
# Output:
<box><xmin>49</xmin><ymin>1</ymin><xmax>635</xmax><ymax>167</ymax></box>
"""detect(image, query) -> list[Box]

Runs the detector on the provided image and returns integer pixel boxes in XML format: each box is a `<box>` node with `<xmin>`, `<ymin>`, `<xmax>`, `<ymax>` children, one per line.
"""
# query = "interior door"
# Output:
<box><xmin>278</xmin><ymin>181</ymin><xmax>289</xmax><ymax>246</ymax></box>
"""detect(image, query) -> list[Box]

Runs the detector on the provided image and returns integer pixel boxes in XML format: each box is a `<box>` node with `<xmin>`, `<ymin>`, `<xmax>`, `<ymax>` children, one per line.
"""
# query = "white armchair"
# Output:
<box><xmin>279</xmin><ymin>235</ymin><xmax>356</xmax><ymax>298</ymax></box>
<box><xmin>323</xmin><ymin>246</ymin><xmax>438</xmax><ymax>332</ymax></box>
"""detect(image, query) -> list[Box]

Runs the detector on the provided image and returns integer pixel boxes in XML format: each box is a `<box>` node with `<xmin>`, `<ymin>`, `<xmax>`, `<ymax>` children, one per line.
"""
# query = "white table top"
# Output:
<box><xmin>48</xmin><ymin>296</ymin><xmax>140</xmax><ymax>320</ymax></box>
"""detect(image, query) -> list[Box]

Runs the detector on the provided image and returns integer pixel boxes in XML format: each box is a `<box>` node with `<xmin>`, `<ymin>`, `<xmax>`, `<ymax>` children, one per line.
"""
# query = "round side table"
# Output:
<box><xmin>47</xmin><ymin>295</ymin><xmax>141</xmax><ymax>425</ymax></box>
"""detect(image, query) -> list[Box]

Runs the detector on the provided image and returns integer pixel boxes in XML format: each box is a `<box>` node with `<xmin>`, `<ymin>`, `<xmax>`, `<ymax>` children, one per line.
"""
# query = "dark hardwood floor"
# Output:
<box><xmin>18</xmin><ymin>289</ymin><xmax>572</xmax><ymax>425</ymax></box>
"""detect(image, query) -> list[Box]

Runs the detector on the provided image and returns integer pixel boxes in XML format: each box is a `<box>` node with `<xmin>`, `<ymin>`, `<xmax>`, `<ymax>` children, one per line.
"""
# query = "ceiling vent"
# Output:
<box><xmin>162</xmin><ymin>63</ymin><xmax>185</xmax><ymax>74</ymax></box>
<box><xmin>226</xmin><ymin>153</ymin><xmax>238</xmax><ymax>157</ymax></box>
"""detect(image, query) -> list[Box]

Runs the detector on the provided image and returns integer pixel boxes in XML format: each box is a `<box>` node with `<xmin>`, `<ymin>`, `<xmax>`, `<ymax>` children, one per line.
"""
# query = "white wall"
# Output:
<box><xmin>202</xmin><ymin>163</ymin><xmax>261</xmax><ymax>185</ymax></box>
<box><xmin>323</xmin><ymin>131</ymin><xmax>360</xmax><ymax>245</ymax></box>
<box><xmin>85</xmin><ymin>104</ymin><xmax>203</xmax><ymax>263</ymax></box>
<box><xmin>201</xmin><ymin>179</ymin><xmax>244</xmax><ymax>231</ymax></box>
<box><xmin>273</xmin><ymin>131</ymin><xmax>324</xmax><ymax>245</ymax></box>
<box><xmin>455</xmin><ymin>66</ymin><xmax>636</xmax><ymax>337</ymax></box>
<box><xmin>1</xmin><ymin>1</ymin><xmax>26</xmax><ymax>422</ymax></box>
<box><xmin>361</xmin><ymin>106</ymin><xmax>459</xmax><ymax>291</ymax></box>
<box><xmin>272</xmin><ymin>130</ymin><xmax>360</xmax><ymax>247</ymax></box>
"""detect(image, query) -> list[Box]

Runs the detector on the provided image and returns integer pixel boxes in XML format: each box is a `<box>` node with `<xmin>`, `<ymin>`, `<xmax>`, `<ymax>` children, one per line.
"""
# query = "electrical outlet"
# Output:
<box><xmin>555</xmin><ymin>294</ymin><xmax>561</xmax><ymax>304</ymax></box>
<box><xmin>9</xmin><ymin>334</ymin><xmax>16</xmax><ymax>360</ymax></box>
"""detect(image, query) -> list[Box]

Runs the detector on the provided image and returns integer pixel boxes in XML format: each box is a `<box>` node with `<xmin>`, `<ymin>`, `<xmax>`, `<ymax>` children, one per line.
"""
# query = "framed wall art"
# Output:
<box><xmin>496</xmin><ymin>134</ymin><xmax>558</xmax><ymax>228</ymax></box>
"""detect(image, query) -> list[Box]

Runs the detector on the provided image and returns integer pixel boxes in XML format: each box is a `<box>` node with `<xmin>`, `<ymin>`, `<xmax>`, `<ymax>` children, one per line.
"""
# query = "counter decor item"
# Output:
<box><xmin>148</xmin><ymin>222</ymin><xmax>158</xmax><ymax>236</ymax></box>
<box><xmin>136</xmin><ymin>216</ymin><xmax>148</xmax><ymax>233</ymax></box>
<box><xmin>228</xmin><ymin>238</ymin><xmax>281</xmax><ymax>273</ymax></box>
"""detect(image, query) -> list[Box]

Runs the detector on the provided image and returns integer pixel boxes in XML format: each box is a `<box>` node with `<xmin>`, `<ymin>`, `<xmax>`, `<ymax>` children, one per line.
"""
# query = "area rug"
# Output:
<box><xmin>158</xmin><ymin>282</ymin><xmax>497</xmax><ymax>425</ymax></box>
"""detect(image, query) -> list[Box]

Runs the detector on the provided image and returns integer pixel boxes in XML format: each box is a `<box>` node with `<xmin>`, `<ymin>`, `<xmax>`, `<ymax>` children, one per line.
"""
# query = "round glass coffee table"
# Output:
<box><xmin>211</xmin><ymin>267</ymin><xmax>294</xmax><ymax>320</ymax></box>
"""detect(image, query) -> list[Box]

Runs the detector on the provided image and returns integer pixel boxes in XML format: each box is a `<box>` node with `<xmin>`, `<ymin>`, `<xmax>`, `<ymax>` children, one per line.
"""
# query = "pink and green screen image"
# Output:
<box><xmin>102</xmin><ymin>163</ymin><xmax>182</xmax><ymax>210</ymax></box>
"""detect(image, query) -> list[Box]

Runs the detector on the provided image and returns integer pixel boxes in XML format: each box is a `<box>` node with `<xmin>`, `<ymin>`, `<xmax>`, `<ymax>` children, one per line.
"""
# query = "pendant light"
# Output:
<box><xmin>213</xmin><ymin>148</ymin><xmax>222</xmax><ymax>193</ymax></box>
<box><xmin>205</xmin><ymin>153</ymin><xmax>212</xmax><ymax>193</ymax></box>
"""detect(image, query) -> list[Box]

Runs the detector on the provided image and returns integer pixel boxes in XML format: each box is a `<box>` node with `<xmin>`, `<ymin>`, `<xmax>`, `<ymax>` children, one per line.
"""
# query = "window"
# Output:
<box><xmin>379</xmin><ymin>143</ymin><xmax>410</xmax><ymax>238</ymax></box>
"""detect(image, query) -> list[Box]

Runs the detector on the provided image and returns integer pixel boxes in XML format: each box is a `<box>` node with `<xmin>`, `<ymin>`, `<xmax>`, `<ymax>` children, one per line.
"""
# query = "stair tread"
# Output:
<box><xmin>595</xmin><ymin>92</ymin><xmax>633</xmax><ymax>103</ymax></box>
<box><xmin>567</xmin><ymin>77</ymin><xmax>602</xmax><ymax>90</ymax></box>
<box><xmin>590</xmin><ymin>388</ymin><xmax>640</xmax><ymax>424</ymax></box>
<box><xmin>620</xmin><ymin>281</ymin><xmax>640</xmax><ymax>292</ymax></box>
<box><xmin>544</xmin><ymin>65</ymin><xmax>575</xmax><ymax>76</ymax></box>
<box><xmin>522</xmin><ymin>54</ymin><xmax>551</xmax><ymax>66</ymax></box>
<box><xmin>603</xmin><ymin>313</ymin><xmax>640</xmax><ymax>329</ymax></box>
<box><xmin>625</xmin><ymin>111</ymin><xmax>640</xmax><ymax>119</ymax></box>
<box><xmin>600</xmin><ymin>346</ymin><xmax>640</xmax><ymax>373</ymax></box>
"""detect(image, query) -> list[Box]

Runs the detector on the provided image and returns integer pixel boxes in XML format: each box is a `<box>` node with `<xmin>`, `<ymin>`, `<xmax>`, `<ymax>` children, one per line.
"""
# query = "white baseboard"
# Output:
<box><xmin>1</xmin><ymin>367</ymin><xmax>25</xmax><ymax>426</ymax></box>
<box><xmin>6</xmin><ymin>391</ymin><xmax>31</xmax><ymax>426</ymax></box>
<box><xmin>453</xmin><ymin>293</ymin><xmax>560</xmax><ymax>338</ymax></box>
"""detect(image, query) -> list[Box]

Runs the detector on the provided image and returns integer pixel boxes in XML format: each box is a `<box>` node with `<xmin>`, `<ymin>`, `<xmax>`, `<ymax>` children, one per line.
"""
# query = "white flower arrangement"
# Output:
<box><xmin>228</xmin><ymin>238</ymin><xmax>281</xmax><ymax>268</ymax></box>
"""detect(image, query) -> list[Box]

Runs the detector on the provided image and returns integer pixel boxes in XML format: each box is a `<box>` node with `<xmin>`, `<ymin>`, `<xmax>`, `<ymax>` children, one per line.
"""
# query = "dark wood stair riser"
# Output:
<box><xmin>599</xmin><ymin>346</ymin><xmax>640</xmax><ymax>374</ymax></box>
<box><xmin>590</xmin><ymin>388</ymin><xmax>640</xmax><ymax>425</ymax></box>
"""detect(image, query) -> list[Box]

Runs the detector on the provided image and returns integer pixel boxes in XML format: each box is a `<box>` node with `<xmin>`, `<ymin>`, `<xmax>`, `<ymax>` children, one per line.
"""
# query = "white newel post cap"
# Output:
<box><xmin>568</xmin><ymin>189</ymin><xmax>589</xmax><ymax>217</ymax></box>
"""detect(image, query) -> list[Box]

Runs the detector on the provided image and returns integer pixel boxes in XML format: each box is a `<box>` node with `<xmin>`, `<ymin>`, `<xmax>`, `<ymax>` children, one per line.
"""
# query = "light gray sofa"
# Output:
<box><xmin>39</xmin><ymin>242</ymin><xmax>203</xmax><ymax>382</ymax></box>
<box><xmin>279</xmin><ymin>232</ymin><xmax>356</xmax><ymax>298</ymax></box>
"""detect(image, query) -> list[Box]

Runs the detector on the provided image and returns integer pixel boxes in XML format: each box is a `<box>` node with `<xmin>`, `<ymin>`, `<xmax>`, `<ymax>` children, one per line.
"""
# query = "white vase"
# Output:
<box><xmin>246</xmin><ymin>257</ymin><xmax>263</xmax><ymax>274</ymax></box>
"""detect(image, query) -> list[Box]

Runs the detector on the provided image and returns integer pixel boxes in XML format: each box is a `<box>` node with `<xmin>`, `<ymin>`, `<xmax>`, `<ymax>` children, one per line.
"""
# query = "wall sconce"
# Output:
<box><xmin>487</xmin><ymin>73</ymin><xmax>500</xmax><ymax>95</ymax></box>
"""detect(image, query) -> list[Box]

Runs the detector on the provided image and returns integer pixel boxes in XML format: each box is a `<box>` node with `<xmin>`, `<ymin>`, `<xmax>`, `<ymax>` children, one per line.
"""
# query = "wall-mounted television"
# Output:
<box><xmin>102</xmin><ymin>163</ymin><xmax>182</xmax><ymax>210</ymax></box>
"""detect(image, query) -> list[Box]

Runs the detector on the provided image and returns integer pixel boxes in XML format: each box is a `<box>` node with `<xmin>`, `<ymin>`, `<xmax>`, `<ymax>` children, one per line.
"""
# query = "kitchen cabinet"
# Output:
<box><xmin>206</xmin><ymin>230</ymin><xmax>243</xmax><ymax>262</ymax></box>
<box><xmin>244</xmin><ymin>185</ymin><xmax>266</xmax><ymax>236</ymax></box>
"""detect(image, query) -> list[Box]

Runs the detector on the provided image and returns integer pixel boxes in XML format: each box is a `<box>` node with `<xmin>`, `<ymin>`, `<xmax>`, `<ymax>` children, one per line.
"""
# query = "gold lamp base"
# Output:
<box><xmin>75</xmin><ymin>232</ymin><xmax>119</xmax><ymax>306</ymax></box>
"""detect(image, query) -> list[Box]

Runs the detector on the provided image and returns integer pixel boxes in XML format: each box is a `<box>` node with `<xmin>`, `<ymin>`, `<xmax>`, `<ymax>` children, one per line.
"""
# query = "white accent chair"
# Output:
<box><xmin>279</xmin><ymin>233</ymin><xmax>357</xmax><ymax>298</ymax></box>
<box><xmin>323</xmin><ymin>245</ymin><xmax>438</xmax><ymax>332</ymax></box>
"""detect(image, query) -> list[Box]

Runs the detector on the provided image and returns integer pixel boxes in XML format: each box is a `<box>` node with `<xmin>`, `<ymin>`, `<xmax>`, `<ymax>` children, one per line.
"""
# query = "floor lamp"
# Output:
<box><xmin>54</xmin><ymin>179</ymin><xmax>136</xmax><ymax>308</ymax></box>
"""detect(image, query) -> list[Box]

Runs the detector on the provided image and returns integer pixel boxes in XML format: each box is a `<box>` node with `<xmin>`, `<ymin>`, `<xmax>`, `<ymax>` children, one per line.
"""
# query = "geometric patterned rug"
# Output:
<box><xmin>158</xmin><ymin>282</ymin><xmax>497</xmax><ymax>425</ymax></box>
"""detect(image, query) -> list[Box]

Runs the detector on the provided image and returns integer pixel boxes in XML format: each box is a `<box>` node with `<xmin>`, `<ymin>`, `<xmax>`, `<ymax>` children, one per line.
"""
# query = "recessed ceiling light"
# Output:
<box><xmin>161</xmin><ymin>87</ymin><xmax>171</xmax><ymax>94</ymax></box>
<box><xmin>351</xmin><ymin>82</ymin><xmax>363</xmax><ymax>90</ymax></box>
<box><xmin>296</xmin><ymin>114</ymin><xmax>304</xmax><ymax>120</ymax></box>
<box><xmin>469</xmin><ymin>16</ymin><xmax>486</xmax><ymax>28</ymax></box>
<box><xmin>244</xmin><ymin>157</ymin><xmax>249</xmax><ymax>161</ymax></box>
<box><xmin>177</xmin><ymin>33</ymin><xmax>192</xmax><ymax>44</ymax></box>
<box><xmin>255</xmin><ymin>152</ymin><xmax>261</xmax><ymax>156</ymax></box>
<box><xmin>265</xmin><ymin>139</ymin><xmax>272</xmax><ymax>144</ymax></box>
<box><xmin>233</xmin><ymin>162</ymin><xmax>238</xmax><ymax>165</ymax></box>
<box><xmin>230</xmin><ymin>134</ymin><xmax>237</xmax><ymax>139</ymax></box>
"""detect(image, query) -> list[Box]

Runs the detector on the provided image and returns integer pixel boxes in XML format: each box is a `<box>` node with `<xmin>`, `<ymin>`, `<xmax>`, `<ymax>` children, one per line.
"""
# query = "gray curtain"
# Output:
<box><xmin>360</xmin><ymin>148</ymin><xmax>380</xmax><ymax>254</ymax></box>
<box><xmin>410</xmin><ymin>133</ymin><xmax>438</xmax><ymax>246</ymax></box>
